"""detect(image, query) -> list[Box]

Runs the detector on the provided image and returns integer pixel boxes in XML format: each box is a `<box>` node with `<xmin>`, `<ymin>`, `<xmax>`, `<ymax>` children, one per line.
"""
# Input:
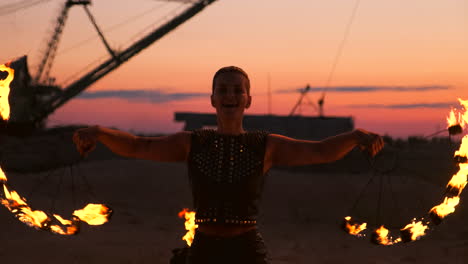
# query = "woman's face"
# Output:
<box><xmin>211</xmin><ymin>72</ymin><xmax>251</xmax><ymax>118</ymax></box>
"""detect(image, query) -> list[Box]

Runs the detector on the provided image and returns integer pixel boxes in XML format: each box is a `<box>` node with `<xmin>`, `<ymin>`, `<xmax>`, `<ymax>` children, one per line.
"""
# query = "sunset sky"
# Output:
<box><xmin>1</xmin><ymin>0</ymin><xmax>467</xmax><ymax>138</ymax></box>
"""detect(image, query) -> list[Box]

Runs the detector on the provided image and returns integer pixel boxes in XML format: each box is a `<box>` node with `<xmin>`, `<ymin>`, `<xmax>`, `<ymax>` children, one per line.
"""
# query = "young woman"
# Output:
<box><xmin>73</xmin><ymin>66</ymin><xmax>384</xmax><ymax>263</ymax></box>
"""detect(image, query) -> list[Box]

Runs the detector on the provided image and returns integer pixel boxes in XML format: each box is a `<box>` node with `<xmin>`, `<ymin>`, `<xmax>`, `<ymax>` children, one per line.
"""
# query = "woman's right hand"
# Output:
<box><xmin>72</xmin><ymin>126</ymin><xmax>100</xmax><ymax>157</ymax></box>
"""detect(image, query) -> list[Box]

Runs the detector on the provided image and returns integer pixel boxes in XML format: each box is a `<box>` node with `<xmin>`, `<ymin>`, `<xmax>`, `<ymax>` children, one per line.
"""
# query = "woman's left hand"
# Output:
<box><xmin>353</xmin><ymin>129</ymin><xmax>385</xmax><ymax>157</ymax></box>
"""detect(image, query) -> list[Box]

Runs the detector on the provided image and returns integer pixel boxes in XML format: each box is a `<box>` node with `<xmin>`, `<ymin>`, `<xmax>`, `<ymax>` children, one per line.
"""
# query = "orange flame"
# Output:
<box><xmin>454</xmin><ymin>136</ymin><xmax>468</xmax><ymax>162</ymax></box>
<box><xmin>0</xmin><ymin>63</ymin><xmax>110</xmax><ymax>234</ymax></box>
<box><xmin>344</xmin><ymin>99</ymin><xmax>468</xmax><ymax>245</ymax></box>
<box><xmin>428</xmin><ymin>100</ymin><xmax>468</xmax><ymax>221</ymax></box>
<box><xmin>50</xmin><ymin>224</ymin><xmax>79</xmax><ymax>235</ymax></box>
<box><xmin>447</xmin><ymin>109</ymin><xmax>460</xmax><ymax>127</ymax></box>
<box><xmin>178</xmin><ymin>208</ymin><xmax>198</xmax><ymax>247</ymax></box>
<box><xmin>73</xmin><ymin>204</ymin><xmax>111</xmax><ymax>225</ymax></box>
<box><xmin>50</xmin><ymin>214</ymin><xmax>79</xmax><ymax>235</ymax></box>
<box><xmin>0</xmin><ymin>167</ymin><xmax>7</xmax><ymax>182</ymax></box>
<box><xmin>343</xmin><ymin>216</ymin><xmax>367</xmax><ymax>236</ymax></box>
<box><xmin>373</xmin><ymin>225</ymin><xmax>396</xmax><ymax>245</ymax></box>
<box><xmin>401</xmin><ymin>219</ymin><xmax>429</xmax><ymax>241</ymax></box>
<box><xmin>0</xmin><ymin>63</ymin><xmax>14</xmax><ymax>121</ymax></box>
<box><xmin>429</xmin><ymin>196</ymin><xmax>460</xmax><ymax>219</ymax></box>
<box><xmin>447</xmin><ymin>98</ymin><xmax>468</xmax><ymax>128</ymax></box>
<box><xmin>2</xmin><ymin>185</ymin><xmax>28</xmax><ymax>208</ymax></box>
<box><xmin>446</xmin><ymin>162</ymin><xmax>468</xmax><ymax>194</ymax></box>
<box><xmin>2</xmin><ymin>185</ymin><xmax>50</xmax><ymax>229</ymax></box>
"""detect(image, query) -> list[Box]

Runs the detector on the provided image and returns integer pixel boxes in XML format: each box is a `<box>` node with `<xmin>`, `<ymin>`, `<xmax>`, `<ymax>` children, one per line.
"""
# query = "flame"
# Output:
<box><xmin>373</xmin><ymin>225</ymin><xmax>395</xmax><ymax>245</ymax></box>
<box><xmin>454</xmin><ymin>136</ymin><xmax>468</xmax><ymax>163</ymax></box>
<box><xmin>2</xmin><ymin>185</ymin><xmax>49</xmax><ymax>229</ymax></box>
<box><xmin>0</xmin><ymin>167</ymin><xmax>7</xmax><ymax>182</ymax></box>
<box><xmin>50</xmin><ymin>224</ymin><xmax>79</xmax><ymax>235</ymax></box>
<box><xmin>343</xmin><ymin>216</ymin><xmax>367</xmax><ymax>236</ymax></box>
<box><xmin>0</xmin><ymin>61</ymin><xmax>111</xmax><ymax>235</ymax></box>
<box><xmin>1</xmin><ymin>167</ymin><xmax>110</xmax><ymax>234</ymax></box>
<box><xmin>447</xmin><ymin>109</ymin><xmax>461</xmax><ymax>127</ymax></box>
<box><xmin>2</xmin><ymin>185</ymin><xmax>27</xmax><ymax>208</ymax></box>
<box><xmin>458</xmin><ymin>98</ymin><xmax>468</xmax><ymax>126</ymax></box>
<box><xmin>178</xmin><ymin>208</ymin><xmax>198</xmax><ymax>247</ymax></box>
<box><xmin>429</xmin><ymin>99</ymin><xmax>468</xmax><ymax>222</ymax></box>
<box><xmin>429</xmin><ymin>196</ymin><xmax>460</xmax><ymax>219</ymax></box>
<box><xmin>446</xmin><ymin>162</ymin><xmax>468</xmax><ymax>194</ymax></box>
<box><xmin>0</xmin><ymin>64</ymin><xmax>56</xmax><ymax>232</ymax></box>
<box><xmin>0</xmin><ymin>63</ymin><xmax>14</xmax><ymax>121</ymax></box>
<box><xmin>343</xmin><ymin>99</ymin><xmax>468</xmax><ymax>245</ymax></box>
<box><xmin>50</xmin><ymin>215</ymin><xmax>79</xmax><ymax>235</ymax></box>
<box><xmin>429</xmin><ymin>101</ymin><xmax>468</xmax><ymax>221</ymax></box>
<box><xmin>53</xmin><ymin>214</ymin><xmax>73</xmax><ymax>225</ymax></box>
<box><xmin>401</xmin><ymin>219</ymin><xmax>429</xmax><ymax>241</ymax></box>
<box><xmin>73</xmin><ymin>204</ymin><xmax>111</xmax><ymax>225</ymax></box>
<box><xmin>447</xmin><ymin>98</ymin><xmax>468</xmax><ymax>129</ymax></box>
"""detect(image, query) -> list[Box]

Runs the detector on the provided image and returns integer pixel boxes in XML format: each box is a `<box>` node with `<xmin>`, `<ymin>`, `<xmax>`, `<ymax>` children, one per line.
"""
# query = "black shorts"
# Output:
<box><xmin>187</xmin><ymin>229</ymin><xmax>270</xmax><ymax>264</ymax></box>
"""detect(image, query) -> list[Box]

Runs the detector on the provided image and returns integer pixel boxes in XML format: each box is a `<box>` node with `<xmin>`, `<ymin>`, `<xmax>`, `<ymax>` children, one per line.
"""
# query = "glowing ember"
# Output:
<box><xmin>343</xmin><ymin>216</ymin><xmax>367</xmax><ymax>237</ymax></box>
<box><xmin>400</xmin><ymin>219</ymin><xmax>429</xmax><ymax>242</ymax></box>
<box><xmin>0</xmin><ymin>63</ymin><xmax>14</xmax><ymax>121</ymax></box>
<box><xmin>178</xmin><ymin>208</ymin><xmax>198</xmax><ymax>247</ymax></box>
<box><xmin>73</xmin><ymin>204</ymin><xmax>112</xmax><ymax>225</ymax></box>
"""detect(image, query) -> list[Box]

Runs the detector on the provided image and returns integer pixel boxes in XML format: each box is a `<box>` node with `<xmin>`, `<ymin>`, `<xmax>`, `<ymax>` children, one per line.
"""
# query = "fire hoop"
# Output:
<box><xmin>343</xmin><ymin>98</ymin><xmax>468</xmax><ymax>245</ymax></box>
<box><xmin>0</xmin><ymin>63</ymin><xmax>112</xmax><ymax>235</ymax></box>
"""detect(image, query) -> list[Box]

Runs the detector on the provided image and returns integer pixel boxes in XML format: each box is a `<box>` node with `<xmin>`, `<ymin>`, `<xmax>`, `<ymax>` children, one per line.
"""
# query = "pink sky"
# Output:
<box><xmin>1</xmin><ymin>0</ymin><xmax>467</xmax><ymax>138</ymax></box>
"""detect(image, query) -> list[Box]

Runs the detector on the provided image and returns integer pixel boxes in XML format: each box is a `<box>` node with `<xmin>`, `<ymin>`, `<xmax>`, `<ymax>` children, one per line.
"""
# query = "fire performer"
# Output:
<box><xmin>73</xmin><ymin>66</ymin><xmax>384</xmax><ymax>263</ymax></box>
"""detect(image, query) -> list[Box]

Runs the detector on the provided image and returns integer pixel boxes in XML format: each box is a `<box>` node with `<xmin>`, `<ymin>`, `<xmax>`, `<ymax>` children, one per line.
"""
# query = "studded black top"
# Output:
<box><xmin>188</xmin><ymin>129</ymin><xmax>269</xmax><ymax>225</ymax></box>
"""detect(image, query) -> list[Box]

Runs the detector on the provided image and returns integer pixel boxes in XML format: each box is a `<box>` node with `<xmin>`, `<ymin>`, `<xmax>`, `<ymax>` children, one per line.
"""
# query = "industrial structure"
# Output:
<box><xmin>175</xmin><ymin>112</ymin><xmax>353</xmax><ymax>140</ymax></box>
<box><xmin>4</xmin><ymin>0</ymin><xmax>353</xmax><ymax>139</ymax></box>
<box><xmin>6</xmin><ymin>0</ymin><xmax>218</xmax><ymax>126</ymax></box>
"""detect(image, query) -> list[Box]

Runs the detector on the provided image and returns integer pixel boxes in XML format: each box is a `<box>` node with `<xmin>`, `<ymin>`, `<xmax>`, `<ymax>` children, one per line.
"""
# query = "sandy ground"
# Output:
<box><xmin>0</xmin><ymin>130</ymin><xmax>467</xmax><ymax>264</ymax></box>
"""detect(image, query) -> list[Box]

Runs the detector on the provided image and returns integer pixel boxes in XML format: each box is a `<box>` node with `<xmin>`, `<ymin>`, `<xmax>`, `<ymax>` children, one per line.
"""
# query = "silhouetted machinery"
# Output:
<box><xmin>289</xmin><ymin>84</ymin><xmax>326</xmax><ymax>117</ymax></box>
<box><xmin>5</xmin><ymin>0</ymin><xmax>218</xmax><ymax>128</ymax></box>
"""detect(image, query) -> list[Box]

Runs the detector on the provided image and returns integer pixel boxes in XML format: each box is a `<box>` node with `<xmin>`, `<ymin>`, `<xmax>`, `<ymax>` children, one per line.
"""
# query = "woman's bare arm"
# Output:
<box><xmin>264</xmin><ymin>129</ymin><xmax>384</xmax><ymax>170</ymax></box>
<box><xmin>72</xmin><ymin>126</ymin><xmax>191</xmax><ymax>162</ymax></box>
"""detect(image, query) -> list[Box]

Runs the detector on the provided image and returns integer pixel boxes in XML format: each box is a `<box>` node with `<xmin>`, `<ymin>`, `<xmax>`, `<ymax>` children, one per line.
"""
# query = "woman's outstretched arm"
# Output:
<box><xmin>264</xmin><ymin>129</ymin><xmax>384</xmax><ymax>169</ymax></box>
<box><xmin>72</xmin><ymin>126</ymin><xmax>191</xmax><ymax>162</ymax></box>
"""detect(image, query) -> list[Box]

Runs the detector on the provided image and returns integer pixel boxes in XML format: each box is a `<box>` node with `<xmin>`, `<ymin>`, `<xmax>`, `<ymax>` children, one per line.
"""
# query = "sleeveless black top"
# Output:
<box><xmin>188</xmin><ymin>129</ymin><xmax>269</xmax><ymax>225</ymax></box>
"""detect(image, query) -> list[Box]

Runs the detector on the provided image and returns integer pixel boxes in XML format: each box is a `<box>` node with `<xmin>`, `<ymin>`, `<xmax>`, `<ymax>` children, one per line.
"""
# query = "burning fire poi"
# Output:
<box><xmin>343</xmin><ymin>98</ymin><xmax>468</xmax><ymax>245</ymax></box>
<box><xmin>0</xmin><ymin>62</ymin><xmax>111</xmax><ymax>235</ymax></box>
<box><xmin>178</xmin><ymin>208</ymin><xmax>198</xmax><ymax>247</ymax></box>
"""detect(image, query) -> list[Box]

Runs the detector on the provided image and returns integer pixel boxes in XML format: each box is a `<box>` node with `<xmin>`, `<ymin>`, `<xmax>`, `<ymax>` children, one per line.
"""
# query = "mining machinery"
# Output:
<box><xmin>5</xmin><ymin>0</ymin><xmax>217</xmax><ymax>127</ymax></box>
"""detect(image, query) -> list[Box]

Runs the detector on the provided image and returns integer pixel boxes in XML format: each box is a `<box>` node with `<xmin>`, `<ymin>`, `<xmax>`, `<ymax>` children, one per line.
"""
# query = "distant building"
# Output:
<box><xmin>175</xmin><ymin>112</ymin><xmax>354</xmax><ymax>140</ymax></box>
